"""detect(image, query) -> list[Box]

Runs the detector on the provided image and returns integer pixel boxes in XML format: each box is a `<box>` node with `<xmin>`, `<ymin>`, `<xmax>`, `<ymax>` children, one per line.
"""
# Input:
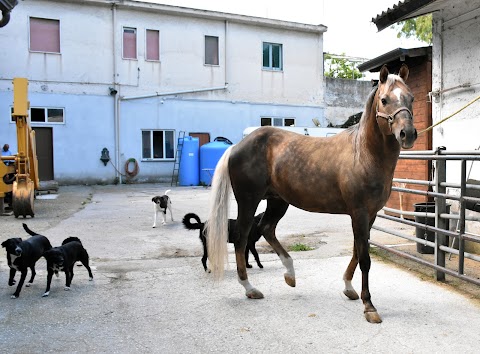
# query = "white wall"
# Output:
<box><xmin>432</xmin><ymin>2</ymin><xmax>480</xmax><ymax>183</ymax></box>
<box><xmin>0</xmin><ymin>0</ymin><xmax>327</xmax><ymax>184</ymax></box>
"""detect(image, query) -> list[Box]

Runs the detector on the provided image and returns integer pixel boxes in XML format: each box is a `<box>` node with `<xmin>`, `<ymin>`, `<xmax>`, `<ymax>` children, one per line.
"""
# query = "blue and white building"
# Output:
<box><xmin>0</xmin><ymin>0</ymin><xmax>327</xmax><ymax>184</ymax></box>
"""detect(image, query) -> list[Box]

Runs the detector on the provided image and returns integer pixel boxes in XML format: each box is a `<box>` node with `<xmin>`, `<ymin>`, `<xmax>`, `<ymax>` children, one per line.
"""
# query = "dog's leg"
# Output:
<box><xmin>244</xmin><ymin>248</ymin><xmax>253</xmax><ymax>268</ymax></box>
<box><xmin>162</xmin><ymin>210</ymin><xmax>167</xmax><ymax>225</ymax></box>
<box><xmin>8</xmin><ymin>268</ymin><xmax>16</xmax><ymax>286</ymax></box>
<box><xmin>168</xmin><ymin>203</ymin><xmax>174</xmax><ymax>222</ymax></box>
<box><xmin>249</xmin><ymin>245</ymin><xmax>264</xmax><ymax>269</ymax></box>
<box><xmin>80</xmin><ymin>253</ymin><xmax>94</xmax><ymax>281</ymax></box>
<box><xmin>64</xmin><ymin>267</ymin><xmax>73</xmax><ymax>290</ymax></box>
<box><xmin>42</xmin><ymin>269</ymin><xmax>54</xmax><ymax>297</ymax></box>
<box><xmin>153</xmin><ymin>204</ymin><xmax>158</xmax><ymax>228</ymax></box>
<box><xmin>26</xmin><ymin>266</ymin><xmax>36</xmax><ymax>287</ymax></box>
<box><xmin>12</xmin><ymin>270</ymin><xmax>28</xmax><ymax>299</ymax></box>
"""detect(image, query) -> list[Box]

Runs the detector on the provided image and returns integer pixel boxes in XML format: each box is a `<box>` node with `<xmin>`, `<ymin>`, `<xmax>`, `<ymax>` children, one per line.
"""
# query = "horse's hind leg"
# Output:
<box><xmin>234</xmin><ymin>208</ymin><xmax>264</xmax><ymax>299</ymax></box>
<box><xmin>261</xmin><ymin>198</ymin><xmax>295</xmax><ymax>287</ymax></box>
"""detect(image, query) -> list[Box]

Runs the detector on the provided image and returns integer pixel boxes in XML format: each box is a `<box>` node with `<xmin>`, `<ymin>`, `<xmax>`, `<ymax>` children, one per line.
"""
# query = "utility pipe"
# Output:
<box><xmin>120</xmin><ymin>85</ymin><xmax>228</xmax><ymax>101</ymax></box>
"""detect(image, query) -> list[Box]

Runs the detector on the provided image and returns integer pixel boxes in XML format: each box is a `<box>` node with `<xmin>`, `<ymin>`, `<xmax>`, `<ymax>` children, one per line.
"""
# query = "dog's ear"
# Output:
<box><xmin>1</xmin><ymin>240</ymin><xmax>6</xmax><ymax>248</ymax></box>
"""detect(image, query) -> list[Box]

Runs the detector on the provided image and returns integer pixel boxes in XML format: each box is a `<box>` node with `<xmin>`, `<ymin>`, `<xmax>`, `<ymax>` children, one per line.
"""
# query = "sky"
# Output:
<box><xmin>138</xmin><ymin>0</ymin><xmax>427</xmax><ymax>60</ymax></box>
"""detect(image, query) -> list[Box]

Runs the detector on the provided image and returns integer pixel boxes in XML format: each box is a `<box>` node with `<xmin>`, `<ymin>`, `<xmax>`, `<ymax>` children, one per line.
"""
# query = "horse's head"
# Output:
<box><xmin>376</xmin><ymin>64</ymin><xmax>417</xmax><ymax>149</ymax></box>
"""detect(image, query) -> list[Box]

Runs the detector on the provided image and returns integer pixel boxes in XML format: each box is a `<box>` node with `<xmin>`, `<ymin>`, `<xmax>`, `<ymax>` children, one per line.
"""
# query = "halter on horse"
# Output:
<box><xmin>206</xmin><ymin>64</ymin><xmax>417</xmax><ymax>323</ymax></box>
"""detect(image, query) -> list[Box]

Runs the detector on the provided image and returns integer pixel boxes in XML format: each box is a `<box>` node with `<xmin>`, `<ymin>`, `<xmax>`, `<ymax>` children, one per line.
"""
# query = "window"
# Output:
<box><xmin>146</xmin><ymin>29</ymin><xmax>159</xmax><ymax>61</ymax></box>
<box><xmin>142</xmin><ymin>130</ymin><xmax>175</xmax><ymax>160</ymax></box>
<box><xmin>261</xmin><ymin>117</ymin><xmax>295</xmax><ymax>127</ymax></box>
<box><xmin>29</xmin><ymin>17</ymin><xmax>60</xmax><ymax>53</ymax></box>
<box><xmin>11</xmin><ymin>107</ymin><xmax>64</xmax><ymax>124</ymax></box>
<box><xmin>263</xmin><ymin>42</ymin><xmax>283</xmax><ymax>70</ymax></box>
<box><xmin>205</xmin><ymin>36</ymin><xmax>219</xmax><ymax>65</ymax></box>
<box><xmin>123</xmin><ymin>27</ymin><xmax>137</xmax><ymax>59</ymax></box>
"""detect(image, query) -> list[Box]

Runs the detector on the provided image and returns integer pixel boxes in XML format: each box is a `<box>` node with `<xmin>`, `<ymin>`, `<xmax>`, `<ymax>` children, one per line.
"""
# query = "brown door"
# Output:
<box><xmin>32</xmin><ymin>127</ymin><xmax>54</xmax><ymax>181</ymax></box>
<box><xmin>189</xmin><ymin>132</ymin><xmax>210</xmax><ymax>147</ymax></box>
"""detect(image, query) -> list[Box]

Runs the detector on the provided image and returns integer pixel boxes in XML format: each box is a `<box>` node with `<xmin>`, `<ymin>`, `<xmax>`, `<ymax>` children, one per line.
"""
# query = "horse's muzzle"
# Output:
<box><xmin>398</xmin><ymin>126</ymin><xmax>417</xmax><ymax>149</ymax></box>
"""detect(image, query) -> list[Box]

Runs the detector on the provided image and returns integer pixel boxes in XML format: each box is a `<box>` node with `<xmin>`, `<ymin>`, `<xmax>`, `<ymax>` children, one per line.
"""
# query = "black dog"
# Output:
<box><xmin>1</xmin><ymin>223</ymin><xmax>52</xmax><ymax>298</ymax></box>
<box><xmin>182</xmin><ymin>212</ymin><xmax>265</xmax><ymax>271</ymax></box>
<box><xmin>42</xmin><ymin>237</ymin><xmax>93</xmax><ymax>297</ymax></box>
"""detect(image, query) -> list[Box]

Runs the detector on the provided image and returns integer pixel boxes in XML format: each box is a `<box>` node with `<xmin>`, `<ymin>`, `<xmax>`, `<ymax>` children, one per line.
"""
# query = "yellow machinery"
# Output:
<box><xmin>0</xmin><ymin>78</ymin><xmax>39</xmax><ymax>217</ymax></box>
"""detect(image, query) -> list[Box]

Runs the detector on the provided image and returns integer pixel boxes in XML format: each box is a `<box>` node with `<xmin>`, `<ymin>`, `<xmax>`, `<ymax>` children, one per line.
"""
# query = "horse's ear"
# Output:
<box><xmin>399</xmin><ymin>64</ymin><xmax>409</xmax><ymax>82</ymax></box>
<box><xmin>379</xmin><ymin>65</ymin><xmax>389</xmax><ymax>83</ymax></box>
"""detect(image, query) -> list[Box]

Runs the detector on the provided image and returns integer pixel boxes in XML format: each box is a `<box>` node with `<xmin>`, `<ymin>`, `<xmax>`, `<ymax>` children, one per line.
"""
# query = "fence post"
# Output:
<box><xmin>435</xmin><ymin>150</ymin><xmax>447</xmax><ymax>281</ymax></box>
<box><xmin>458</xmin><ymin>160</ymin><xmax>467</xmax><ymax>275</ymax></box>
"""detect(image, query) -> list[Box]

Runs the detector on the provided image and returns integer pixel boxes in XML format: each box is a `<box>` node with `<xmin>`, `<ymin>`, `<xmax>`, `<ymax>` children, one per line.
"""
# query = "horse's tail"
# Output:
<box><xmin>205</xmin><ymin>145</ymin><xmax>233</xmax><ymax>281</ymax></box>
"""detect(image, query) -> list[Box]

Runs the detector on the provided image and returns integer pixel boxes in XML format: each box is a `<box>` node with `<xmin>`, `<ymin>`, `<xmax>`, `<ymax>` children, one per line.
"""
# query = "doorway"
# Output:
<box><xmin>189</xmin><ymin>132</ymin><xmax>210</xmax><ymax>147</ymax></box>
<box><xmin>32</xmin><ymin>127</ymin><xmax>54</xmax><ymax>181</ymax></box>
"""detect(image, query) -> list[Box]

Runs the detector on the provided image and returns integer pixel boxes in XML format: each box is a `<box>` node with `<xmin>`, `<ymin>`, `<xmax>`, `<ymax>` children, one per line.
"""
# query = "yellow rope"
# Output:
<box><xmin>418</xmin><ymin>93</ymin><xmax>480</xmax><ymax>135</ymax></box>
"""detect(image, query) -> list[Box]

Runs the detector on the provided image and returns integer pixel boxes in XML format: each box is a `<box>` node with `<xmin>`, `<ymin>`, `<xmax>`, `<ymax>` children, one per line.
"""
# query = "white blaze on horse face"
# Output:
<box><xmin>393</xmin><ymin>87</ymin><xmax>403</xmax><ymax>103</ymax></box>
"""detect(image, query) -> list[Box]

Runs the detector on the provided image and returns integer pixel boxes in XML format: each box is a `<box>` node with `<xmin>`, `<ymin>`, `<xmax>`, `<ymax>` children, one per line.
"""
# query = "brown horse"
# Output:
<box><xmin>206</xmin><ymin>64</ymin><xmax>417</xmax><ymax>323</ymax></box>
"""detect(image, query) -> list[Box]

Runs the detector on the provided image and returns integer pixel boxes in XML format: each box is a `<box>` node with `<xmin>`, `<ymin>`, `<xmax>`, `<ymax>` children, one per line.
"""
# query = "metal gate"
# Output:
<box><xmin>371</xmin><ymin>148</ymin><xmax>480</xmax><ymax>286</ymax></box>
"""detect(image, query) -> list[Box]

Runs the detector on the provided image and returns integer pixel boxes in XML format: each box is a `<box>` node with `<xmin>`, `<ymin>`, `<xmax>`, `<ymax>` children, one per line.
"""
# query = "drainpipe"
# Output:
<box><xmin>112</xmin><ymin>3</ymin><xmax>121</xmax><ymax>184</ymax></box>
<box><xmin>225</xmin><ymin>20</ymin><xmax>228</xmax><ymax>87</ymax></box>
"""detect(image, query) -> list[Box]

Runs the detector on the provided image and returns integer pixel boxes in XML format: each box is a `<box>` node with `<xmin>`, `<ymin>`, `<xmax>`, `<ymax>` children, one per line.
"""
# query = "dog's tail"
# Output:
<box><xmin>164</xmin><ymin>189</ymin><xmax>171</xmax><ymax>196</ymax></box>
<box><xmin>182</xmin><ymin>213</ymin><xmax>204</xmax><ymax>230</ymax></box>
<box><xmin>205</xmin><ymin>145</ymin><xmax>233</xmax><ymax>281</ymax></box>
<box><xmin>22</xmin><ymin>223</ymin><xmax>39</xmax><ymax>236</ymax></box>
<box><xmin>62</xmin><ymin>237</ymin><xmax>82</xmax><ymax>245</ymax></box>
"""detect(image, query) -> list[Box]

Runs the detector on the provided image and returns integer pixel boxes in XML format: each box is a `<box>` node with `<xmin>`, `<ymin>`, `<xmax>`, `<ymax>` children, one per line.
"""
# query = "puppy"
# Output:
<box><xmin>1</xmin><ymin>223</ymin><xmax>52</xmax><ymax>298</ymax></box>
<box><xmin>152</xmin><ymin>189</ymin><xmax>173</xmax><ymax>227</ymax></box>
<box><xmin>42</xmin><ymin>237</ymin><xmax>93</xmax><ymax>297</ymax></box>
<box><xmin>182</xmin><ymin>212</ymin><xmax>265</xmax><ymax>272</ymax></box>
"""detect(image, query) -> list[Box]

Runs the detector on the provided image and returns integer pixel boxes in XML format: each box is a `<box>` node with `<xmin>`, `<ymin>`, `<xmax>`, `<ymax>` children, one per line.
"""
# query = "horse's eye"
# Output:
<box><xmin>381</xmin><ymin>98</ymin><xmax>387</xmax><ymax>106</ymax></box>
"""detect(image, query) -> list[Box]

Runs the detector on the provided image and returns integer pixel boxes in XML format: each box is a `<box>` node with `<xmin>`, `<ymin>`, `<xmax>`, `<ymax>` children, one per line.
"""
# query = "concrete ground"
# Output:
<box><xmin>1</xmin><ymin>184</ymin><xmax>479</xmax><ymax>353</ymax></box>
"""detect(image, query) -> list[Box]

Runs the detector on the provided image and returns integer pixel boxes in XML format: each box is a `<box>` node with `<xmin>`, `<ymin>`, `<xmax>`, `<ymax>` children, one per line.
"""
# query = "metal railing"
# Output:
<box><xmin>371</xmin><ymin>149</ymin><xmax>480</xmax><ymax>287</ymax></box>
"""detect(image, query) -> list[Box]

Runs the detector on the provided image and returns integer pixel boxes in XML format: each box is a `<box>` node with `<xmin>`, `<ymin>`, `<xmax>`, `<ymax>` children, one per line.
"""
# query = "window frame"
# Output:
<box><xmin>145</xmin><ymin>29</ymin><xmax>160</xmax><ymax>62</ymax></box>
<box><xmin>260</xmin><ymin>117</ymin><xmax>295</xmax><ymax>127</ymax></box>
<box><xmin>10</xmin><ymin>106</ymin><xmax>65</xmax><ymax>125</ymax></box>
<box><xmin>122</xmin><ymin>26</ymin><xmax>138</xmax><ymax>60</ymax></box>
<box><xmin>141</xmin><ymin>129</ymin><xmax>176</xmax><ymax>161</ymax></box>
<box><xmin>204</xmin><ymin>35</ymin><xmax>219</xmax><ymax>66</ymax></box>
<box><xmin>262</xmin><ymin>42</ymin><xmax>283</xmax><ymax>71</ymax></box>
<box><xmin>29</xmin><ymin>17</ymin><xmax>61</xmax><ymax>54</ymax></box>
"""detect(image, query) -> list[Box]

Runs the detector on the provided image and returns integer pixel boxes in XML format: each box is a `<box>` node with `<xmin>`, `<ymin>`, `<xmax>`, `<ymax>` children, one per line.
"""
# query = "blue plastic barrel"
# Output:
<box><xmin>179</xmin><ymin>137</ymin><xmax>199</xmax><ymax>186</ymax></box>
<box><xmin>199</xmin><ymin>141</ymin><xmax>232</xmax><ymax>185</ymax></box>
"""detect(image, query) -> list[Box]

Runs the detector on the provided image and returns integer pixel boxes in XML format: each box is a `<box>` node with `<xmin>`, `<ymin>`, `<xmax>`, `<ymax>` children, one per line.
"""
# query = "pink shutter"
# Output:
<box><xmin>30</xmin><ymin>18</ymin><xmax>60</xmax><ymax>53</ymax></box>
<box><xmin>123</xmin><ymin>28</ymin><xmax>137</xmax><ymax>59</ymax></box>
<box><xmin>146</xmin><ymin>30</ymin><xmax>159</xmax><ymax>61</ymax></box>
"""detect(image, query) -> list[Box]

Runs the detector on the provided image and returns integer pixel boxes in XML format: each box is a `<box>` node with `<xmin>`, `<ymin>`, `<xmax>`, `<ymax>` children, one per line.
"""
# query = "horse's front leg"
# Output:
<box><xmin>352</xmin><ymin>213</ymin><xmax>382</xmax><ymax>323</ymax></box>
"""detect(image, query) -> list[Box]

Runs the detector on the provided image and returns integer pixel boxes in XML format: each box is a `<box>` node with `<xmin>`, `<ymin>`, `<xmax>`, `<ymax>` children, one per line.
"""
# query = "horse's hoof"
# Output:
<box><xmin>364</xmin><ymin>311</ymin><xmax>382</xmax><ymax>324</ymax></box>
<box><xmin>343</xmin><ymin>289</ymin><xmax>359</xmax><ymax>300</ymax></box>
<box><xmin>26</xmin><ymin>283</ymin><xmax>31</xmax><ymax>287</ymax></box>
<box><xmin>284</xmin><ymin>273</ymin><xmax>296</xmax><ymax>287</ymax></box>
<box><xmin>246</xmin><ymin>288</ymin><xmax>264</xmax><ymax>299</ymax></box>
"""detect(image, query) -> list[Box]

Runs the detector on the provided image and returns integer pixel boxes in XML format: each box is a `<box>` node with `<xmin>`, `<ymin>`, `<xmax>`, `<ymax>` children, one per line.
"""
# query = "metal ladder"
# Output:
<box><xmin>171</xmin><ymin>131</ymin><xmax>185</xmax><ymax>186</ymax></box>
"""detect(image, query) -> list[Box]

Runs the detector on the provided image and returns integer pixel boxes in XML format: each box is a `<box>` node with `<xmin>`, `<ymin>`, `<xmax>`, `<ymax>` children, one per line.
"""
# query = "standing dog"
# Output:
<box><xmin>182</xmin><ymin>212</ymin><xmax>265</xmax><ymax>271</ymax></box>
<box><xmin>42</xmin><ymin>236</ymin><xmax>93</xmax><ymax>297</ymax></box>
<box><xmin>152</xmin><ymin>189</ymin><xmax>173</xmax><ymax>227</ymax></box>
<box><xmin>1</xmin><ymin>223</ymin><xmax>52</xmax><ymax>298</ymax></box>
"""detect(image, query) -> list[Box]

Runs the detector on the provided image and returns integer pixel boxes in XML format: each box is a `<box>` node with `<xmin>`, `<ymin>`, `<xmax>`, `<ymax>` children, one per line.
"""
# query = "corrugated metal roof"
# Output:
<box><xmin>372</xmin><ymin>0</ymin><xmax>448</xmax><ymax>31</ymax></box>
<box><xmin>357</xmin><ymin>46</ymin><xmax>431</xmax><ymax>72</ymax></box>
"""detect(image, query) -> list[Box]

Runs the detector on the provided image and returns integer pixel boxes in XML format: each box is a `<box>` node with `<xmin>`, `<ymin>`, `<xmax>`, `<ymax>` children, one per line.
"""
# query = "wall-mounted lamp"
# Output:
<box><xmin>100</xmin><ymin>147</ymin><xmax>110</xmax><ymax>166</ymax></box>
<box><xmin>109</xmin><ymin>87</ymin><xmax>118</xmax><ymax>96</ymax></box>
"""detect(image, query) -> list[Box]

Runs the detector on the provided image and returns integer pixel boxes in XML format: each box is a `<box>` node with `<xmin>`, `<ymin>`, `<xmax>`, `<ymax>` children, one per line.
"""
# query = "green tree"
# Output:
<box><xmin>395</xmin><ymin>14</ymin><xmax>432</xmax><ymax>44</ymax></box>
<box><xmin>324</xmin><ymin>53</ymin><xmax>363</xmax><ymax>79</ymax></box>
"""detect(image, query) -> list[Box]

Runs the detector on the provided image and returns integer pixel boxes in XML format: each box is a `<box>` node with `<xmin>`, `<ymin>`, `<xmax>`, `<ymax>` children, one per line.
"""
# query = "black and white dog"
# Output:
<box><xmin>42</xmin><ymin>237</ymin><xmax>93</xmax><ymax>297</ymax></box>
<box><xmin>152</xmin><ymin>189</ymin><xmax>173</xmax><ymax>227</ymax></box>
<box><xmin>182</xmin><ymin>212</ymin><xmax>265</xmax><ymax>272</ymax></box>
<box><xmin>1</xmin><ymin>223</ymin><xmax>52</xmax><ymax>298</ymax></box>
